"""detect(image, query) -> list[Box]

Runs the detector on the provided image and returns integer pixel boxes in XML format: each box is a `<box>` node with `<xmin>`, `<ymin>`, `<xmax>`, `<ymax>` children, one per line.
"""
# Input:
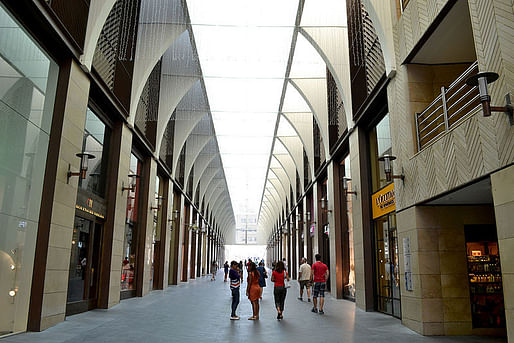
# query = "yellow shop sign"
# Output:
<box><xmin>372</xmin><ymin>183</ymin><xmax>396</xmax><ymax>219</ymax></box>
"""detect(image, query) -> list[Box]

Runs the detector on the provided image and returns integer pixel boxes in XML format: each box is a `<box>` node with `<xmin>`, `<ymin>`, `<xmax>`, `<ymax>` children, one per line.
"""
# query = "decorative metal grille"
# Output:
<box><xmin>362</xmin><ymin>4</ymin><xmax>385</xmax><ymax>94</ymax></box>
<box><xmin>327</xmin><ymin>69</ymin><xmax>347</xmax><ymax>144</ymax></box>
<box><xmin>347</xmin><ymin>0</ymin><xmax>386</xmax><ymax>116</ymax></box>
<box><xmin>303</xmin><ymin>148</ymin><xmax>310</xmax><ymax>190</ymax></box>
<box><xmin>296</xmin><ymin>171</ymin><xmax>301</xmax><ymax>204</ymax></box>
<box><xmin>92</xmin><ymin>0</ymin><xmax>138</xmax><ymax>90</ymax></box>
<box><xmin>187</xmin><ymin>165</ymin><xmax>194</xmax><ymax>198</ymax></box>
<box><xmin>159</xmin><ymin>111</ymin><xmax>175</xmax><ymax>171</ymax></box>
<box><xmin>177</xmin><ymin>142</ymin><xmax>186</xmax><ymax>187</ymax></box>
<box><xmin>135</xmin><ymin>59</ymin><xmax>161</xmax><ymax>143</ymax></box>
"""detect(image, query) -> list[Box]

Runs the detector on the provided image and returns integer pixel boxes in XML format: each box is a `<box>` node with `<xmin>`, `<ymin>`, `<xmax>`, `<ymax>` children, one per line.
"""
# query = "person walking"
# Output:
<box><xmin>246</xmin><ymin>261</ymin><xmax>261</xmax><ymax>320</ymax></box>
<box><xmin>256</xmin><ymin>261</ymin><xmax>267</xmax><ymax>299</ymax></box>
<box><xmin>211</xmin><ymin>261</ymin><xmax>217</xmax><ymax>281</ymax></box>
<box><xmin>298</xmin><ymin>257</ymin><xmax>312</xmax><ymax>302</ymax></box>
<box><xmin>311</xmin><ymin>254</ymin><xmax>329</xmax><ymax>314</ymax></box>
<box><xmin>271</xmin><ymin>260</ymin><xmax>290</xmax><ymax>320</ymax></box>
<box><xmin>229</xmin><ymin>261</ymin><xmax>241</xmax><ymax>320</ymax></box>
<box><xmin>238</xmin><ymin>261</ymin><xmax>244</xmax><ymax>283</ymax></box>
<box><xmin>224</xmin><ymin>261</ymin><xmax>229</xmax><ymax>282</ymax></box>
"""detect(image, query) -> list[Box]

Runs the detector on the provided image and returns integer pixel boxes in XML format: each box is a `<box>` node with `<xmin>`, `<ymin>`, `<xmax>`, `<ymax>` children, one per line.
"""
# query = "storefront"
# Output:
<box><xmin>0</xmin><ymin>3</ymin><xmax>59</xmax><ymax>335</ymax></box>
<box><xmin>66</xmin><ymin>107</ymin><xmax>111</xmax><ymax>316</ymax></box>
<box><xmin>369</xmin><ymin>113</ymin><xmax>401</xmax><ymax>318</ymax></box>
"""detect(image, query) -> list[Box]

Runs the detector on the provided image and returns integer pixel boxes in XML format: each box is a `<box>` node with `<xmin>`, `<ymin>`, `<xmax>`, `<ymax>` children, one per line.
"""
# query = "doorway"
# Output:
<box><xmin>374</xmin><ymin>213</ymin><xmax>401</xmax><ymax>318</ymax></box>
<box><xmin>66</xmin><ymin>216</ymin><xmax>102</xmax><ymax>315</ymax></box>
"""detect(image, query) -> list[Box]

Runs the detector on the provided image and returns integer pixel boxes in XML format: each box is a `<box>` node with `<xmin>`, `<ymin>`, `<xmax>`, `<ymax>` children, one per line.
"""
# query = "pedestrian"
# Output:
<box><xmin>246</xmin><ymin>261</ymin><xmax>261</xmax><ymax>320</ymax></box>
<box><xmin>211</xmin><ymin>260</ymin><xmax>217</xmax><ymax>281</ymax></box>
<box><xmin>239</xmin><ymin>261</ymin><xmax>244</xmax><ymax>283</ymax></box>
<box><xmin>298</xmin><ymin>257</ymin><xmax>312</xmax><ymax>302</ymax></box>
<box><xmin>271</xmin><ymin>261</ymin><xmax>276</xmax><ymax>271</ymax></box>
<box><xmin>311</xmin><ymin>254</ymin><xmax>329</xmax><ymax>314</ymax></box>
<box><xmin>224</xmin><ymin>261</ymin><xmax>229</xmax><ymax>282</ymax></box>
<box><xmin>229</xmin><ymin>261</ymin><xmax>241</xmax><ymax>320</ymax></box>
<box><xmin>271</xmin><ymin>260</ymin><xmax>290</xmax><ymax>320</ymax></box>
<box><xmin>256</xmin><ymin>261</ymin><xmax>267</xmax><ymax>299</ymax></box>
<box><xmin>282</xmin><ymin>258</ymin><xmax>288</xmax><ymax>274</ymax></box>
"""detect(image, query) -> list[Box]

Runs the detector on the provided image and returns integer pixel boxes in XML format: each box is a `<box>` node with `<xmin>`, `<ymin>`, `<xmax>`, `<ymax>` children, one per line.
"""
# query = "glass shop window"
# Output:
<box><xmin>79</xmin><ymin>108</ymin><xmax>111</xmax><ymax>197</ymax></box>
<box><xmin>369</xmin><ymin>113</ymin><xmax>392</xmax><ymax>192</ymax></box>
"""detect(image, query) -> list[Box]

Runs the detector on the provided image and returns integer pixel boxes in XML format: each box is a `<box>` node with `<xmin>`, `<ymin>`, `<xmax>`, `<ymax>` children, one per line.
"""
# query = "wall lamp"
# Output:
<box><xmin>67</xmin><ymin>152</ymin><xmax>95</xmax><ymax>184</ymax></box>
<box><xmin>320</xmin><ymin>198</ymin><xmax>332</xmax><ymax>213</ymax></box>
<box><xmin>378</xmin><ymin>155</ymin><xmax>404</xmax><ymax>182</ymax></box>
<box><xmin>305</xmin><ymin>212</ymin><xmax>311</xmax><ymax>222</ymax></box>
<box><xmin>343</xmin><ymin>177</ymin><xmax>357</xmax><ymax>196</ymax></box>
<box><xmin>150</xmin><ymin>196</ymin><xmax>164</xmax><ymax>211</ymax></box>
<box><xmin>122</xmin><ymin>174</ymin><xmax>140</xmax><ymax>193</ymax></box>
<box><xmin>466</xmin><ymin>72</ymin><xmax>513</xmax><ymax>124</ymax></box>
<box><xmin>167</xmin><ymin>209</ymin><xmax>179</xmax><ymax>231</ymax></box>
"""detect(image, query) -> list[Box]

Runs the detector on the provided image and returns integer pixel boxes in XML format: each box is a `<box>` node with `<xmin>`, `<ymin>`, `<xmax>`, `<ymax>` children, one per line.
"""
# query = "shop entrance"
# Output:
<box><xmin>465</xmin><ymin>225</ymin><xmax>505</xmax><ymax>329</ymax></box>
<box><xmin>374</xmin><ymin>213</ymin><xmax>401</xmax><ymax>318</ymax></box>
<box><xmin>66</xmin><ymin>216</ymin><xmax>102</xmax><ymax>316</ymax></box>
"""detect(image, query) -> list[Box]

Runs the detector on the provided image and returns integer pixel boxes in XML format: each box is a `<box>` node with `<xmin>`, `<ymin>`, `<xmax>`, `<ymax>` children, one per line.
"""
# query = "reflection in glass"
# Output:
<box><xmin>369</xmin><ymin>113</ymin><xmax>392</xmax><ymax>192</ymax></box>
<box><xmin>0</xmin><ymin>3</ymin><xmax>58</xmax><ymax>336</ymax></box>
<box><xmin>79</xmin><ymin>109</ymin><xmax>111</xmax><ymax>197</ymax></box>
<box><xmin>122</xmin><ymin>154</ymin><xmax>141</xmax><ymax>292</ymax></box>
<box><xmin>67</xmin><ymin>218</ymin><xmax>91</xmax><ymax>302</ymax></box>
<box><xmin>343</xmin><ymin>156</ymin><xmax>355</xmax><ymax>299</ymax></box>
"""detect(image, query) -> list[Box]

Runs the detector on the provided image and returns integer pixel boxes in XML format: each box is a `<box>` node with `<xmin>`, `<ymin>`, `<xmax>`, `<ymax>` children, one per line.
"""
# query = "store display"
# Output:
<box><xmin>466</xmin><ymin>242</ymin><xmax>505</xmax><ymax>328</ymax></box>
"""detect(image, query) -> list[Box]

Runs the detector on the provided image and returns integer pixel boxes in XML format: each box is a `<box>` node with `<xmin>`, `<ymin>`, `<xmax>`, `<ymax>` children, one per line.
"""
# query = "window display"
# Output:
<box><xmin>122</xmin><ymin>154</ymin><xmax>142</xmax><ymax>295</ymax></box>
<box><xmin>465</xmin><ymin>228</ymin><xmax>505</xmax><ymax>329</ymax></box>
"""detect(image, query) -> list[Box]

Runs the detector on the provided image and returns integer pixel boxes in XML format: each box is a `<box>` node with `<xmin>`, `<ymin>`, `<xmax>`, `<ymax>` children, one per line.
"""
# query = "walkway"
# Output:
<box><xmin>2</xmin><ymin>271</ymin><xmax>506</xmax><ymax>343</ymax></box>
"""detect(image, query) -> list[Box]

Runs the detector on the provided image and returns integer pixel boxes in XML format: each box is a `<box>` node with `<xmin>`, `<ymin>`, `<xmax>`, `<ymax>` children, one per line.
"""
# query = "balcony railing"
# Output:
<box><xmin>415</xmin><ymin>61</ymin><xmax>481</xmax><ymax>151</ymax></box>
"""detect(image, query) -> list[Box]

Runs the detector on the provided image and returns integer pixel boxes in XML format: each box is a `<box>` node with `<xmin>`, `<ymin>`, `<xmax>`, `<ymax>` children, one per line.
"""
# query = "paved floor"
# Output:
<box><xmin>2</xmin><ymin>270</ymin><xmax>506</xmax><ymax>343</ymax></box>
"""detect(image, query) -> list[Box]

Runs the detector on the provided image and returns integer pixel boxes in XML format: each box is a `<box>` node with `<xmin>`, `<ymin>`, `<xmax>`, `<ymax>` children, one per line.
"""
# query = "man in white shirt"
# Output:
<box><xmin>298</xmin><ymin>257</ymin><xmax>312</xmax><ymax>302</ymax></box>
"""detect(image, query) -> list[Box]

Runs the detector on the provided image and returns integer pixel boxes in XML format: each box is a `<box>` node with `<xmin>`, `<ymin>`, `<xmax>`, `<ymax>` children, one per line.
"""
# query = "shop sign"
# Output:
<box><xmin>372</xmin><ymin>183</ymin><xmax>396</xmax><ymax>219</ymax></box>
<box><xmin>75</xmin><ymin>205</ymin><xmax>105</xmax><ymax>219</ymax></box>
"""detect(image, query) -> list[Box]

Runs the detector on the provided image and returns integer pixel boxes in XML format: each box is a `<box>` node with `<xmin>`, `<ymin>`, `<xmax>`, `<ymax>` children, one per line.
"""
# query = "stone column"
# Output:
<box><xmin>491</xmin><ymin>165</ymin><xmax>514</xmax><ymax>341</ymax></box>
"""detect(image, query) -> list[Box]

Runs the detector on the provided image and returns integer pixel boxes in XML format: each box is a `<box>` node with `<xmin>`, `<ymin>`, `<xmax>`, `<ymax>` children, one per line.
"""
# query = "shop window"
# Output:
<box><xmin>79</xmin><ymin>108</ymin><xmax>111</xmax><ymax>197</ymax></box>
<box><xmin>369</xmin><ymin>113</ymin><xmax>392</xmax><ymax>192</ymax></box>
<box><xmin>465</xmin><ymin>225</ymin><xmax>506</xmax><ymax>328</ymax></box>
<box><xmin>0</xmin><ymin>3</ymin><xmax>58</xmax><ymax>336</ymax></box>
<box><xmin>121</xmin><ymin>153</ymin><xmax>142</xmax><ymax>295</ymax></box>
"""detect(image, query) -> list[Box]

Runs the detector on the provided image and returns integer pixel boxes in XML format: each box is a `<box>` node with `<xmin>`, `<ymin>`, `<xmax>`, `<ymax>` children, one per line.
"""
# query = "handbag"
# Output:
<box><xmin>283</xmin><ymin>271</ymin><xmax>291</xmax><ymax>288</ymax></box>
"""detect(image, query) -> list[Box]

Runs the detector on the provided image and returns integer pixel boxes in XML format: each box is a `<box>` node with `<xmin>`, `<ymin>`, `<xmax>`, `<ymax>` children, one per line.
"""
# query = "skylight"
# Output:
<box><xmin>187</xmin><ymin>0</ymin><xmax>299</xmax><ymax>235</ymax></box>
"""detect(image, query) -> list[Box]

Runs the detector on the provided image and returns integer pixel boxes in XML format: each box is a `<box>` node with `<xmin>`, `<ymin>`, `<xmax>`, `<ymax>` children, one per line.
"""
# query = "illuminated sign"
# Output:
<box><xmin>372</xmin><ymin>183</ymin><xmax>396</xmax><ymax>219</ymax></box>
<box><xmin>75</xmin><ymin>205</ymin><xmax>105</xmax><ymax>219</ymax></box>
<box><xmin>309</xmin><ymin>224</ymin><xmax>315</xmax><ymax>236</ymax></box>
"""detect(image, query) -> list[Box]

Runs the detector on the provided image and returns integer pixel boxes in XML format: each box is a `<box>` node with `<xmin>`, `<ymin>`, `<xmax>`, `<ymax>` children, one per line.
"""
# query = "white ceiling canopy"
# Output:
<box><xmin>187</xmin><ymin>0</ymin><xmax>299</xmax><ymax>236</ymax></box>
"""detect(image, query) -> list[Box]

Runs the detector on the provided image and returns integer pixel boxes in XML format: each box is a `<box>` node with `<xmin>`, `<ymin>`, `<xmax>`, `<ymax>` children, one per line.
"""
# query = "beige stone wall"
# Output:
<box><xmin>491</xmin><ymin>165</ymin><xmax>514</xmax><ymax>342</ymax></box>
<box><xmin>388</xmin><ymin>0</ymin><xmax>514</xmax><ymax>211</ymax></box>
<box><xmin>107</xmin><ymin>124</ymin><xmax>132</xmax><ymax>308</ymax></box>
<box><xmin>40</xmin><ymin>61</ymin><xmax>90</xmax><ymax>330</ymax></box>
<box><xmin>397</xmin><ymin>205</ymin><xmax>498</xmax><ymax>335</ymax></box>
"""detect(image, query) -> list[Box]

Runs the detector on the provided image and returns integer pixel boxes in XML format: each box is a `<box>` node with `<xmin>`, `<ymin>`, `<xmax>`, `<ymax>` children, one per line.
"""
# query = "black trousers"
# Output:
<box><xmin>274</xmin><ymin>286</ymin><xmax>287</xmax><ymax>312</ymax></box>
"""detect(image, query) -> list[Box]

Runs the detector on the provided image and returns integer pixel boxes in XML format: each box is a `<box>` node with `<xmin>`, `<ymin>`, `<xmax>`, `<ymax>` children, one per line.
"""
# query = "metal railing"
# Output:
<box><xmin>415</xmin><ymin>61</ymin><xmax>481</xmax><ymax>151</ymax></box>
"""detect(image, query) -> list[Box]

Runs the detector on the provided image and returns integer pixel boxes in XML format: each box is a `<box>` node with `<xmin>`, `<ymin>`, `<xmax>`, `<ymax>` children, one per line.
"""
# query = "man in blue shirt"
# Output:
<box><xmin>229</xmin><ymin>261</ymin><xmax>241</xmax><ymax>320</ymax></box>
<box><xmin>256</xmin><ymin>261</ymin><xmax>267</xmax><ymax>299</ymax></box>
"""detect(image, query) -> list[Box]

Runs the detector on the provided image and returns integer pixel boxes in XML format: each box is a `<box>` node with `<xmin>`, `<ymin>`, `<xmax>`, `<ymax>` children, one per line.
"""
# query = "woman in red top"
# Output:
<box><xmin>246</xmin><ymin>261</ymin><xmax>261</xmax><ymax>320</ymax></box>
<box><xmin>271</xmin><ymin>260</ymin><xmax>290</xmax><ymax>320</ymax></box>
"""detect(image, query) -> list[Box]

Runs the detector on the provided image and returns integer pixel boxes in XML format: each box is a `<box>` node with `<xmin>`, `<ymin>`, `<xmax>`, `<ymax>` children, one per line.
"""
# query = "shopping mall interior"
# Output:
<box><xmin>0</xmin><ymin>0</ymin><xmax>513</xmax><ymax>341</ymax></box>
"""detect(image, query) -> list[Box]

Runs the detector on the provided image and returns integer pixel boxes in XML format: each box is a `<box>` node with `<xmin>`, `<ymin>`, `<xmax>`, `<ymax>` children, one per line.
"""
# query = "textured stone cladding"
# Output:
<box><xmin>389</xmin><ymin>0</ymin><xmax>514</xmax><ymax>211</ymax></box>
